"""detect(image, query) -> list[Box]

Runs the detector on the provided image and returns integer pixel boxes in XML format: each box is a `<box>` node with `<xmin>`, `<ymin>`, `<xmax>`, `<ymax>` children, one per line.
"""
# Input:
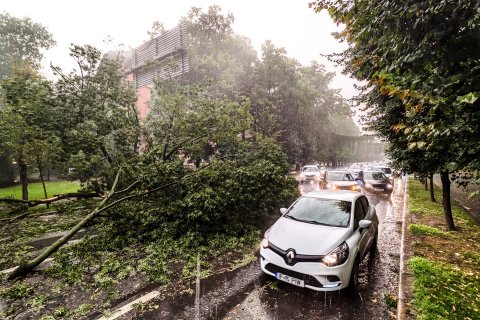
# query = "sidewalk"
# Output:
<box><xmin>397</xmin><ymin>176</ymin><xmax>414</xmax><ymax>319</ymax></box>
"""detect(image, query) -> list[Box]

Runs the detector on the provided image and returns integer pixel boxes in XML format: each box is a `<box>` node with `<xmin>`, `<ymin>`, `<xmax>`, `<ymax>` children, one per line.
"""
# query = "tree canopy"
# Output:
<box><xmin>310</xmin><ymin>0</ymin><xmax>480</xmax><ymax>229</ymax></box>
<box><xmin>0</xmin><ymin>12</ymin><xmax>55</xmax><ymax>78</ymax></box>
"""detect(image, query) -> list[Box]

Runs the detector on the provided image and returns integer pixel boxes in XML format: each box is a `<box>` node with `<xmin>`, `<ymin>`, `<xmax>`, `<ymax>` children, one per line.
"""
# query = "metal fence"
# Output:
<box><xmin>129</xmin><ymin>23</ymin><xmax>189</xmax><ymax>88</ymax></box>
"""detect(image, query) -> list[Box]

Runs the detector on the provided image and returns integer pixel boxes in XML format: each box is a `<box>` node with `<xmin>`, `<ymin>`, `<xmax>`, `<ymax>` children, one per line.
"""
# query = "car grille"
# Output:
<box><xmin>268</xmin><ymin>242</ymin><xmax>324</xmax><ymax>265</ymax></box>
<box><xmin>372</xmin><ymin>184</ymin><xmax>385</xmax><ymax>188</ymax></box>
<box><xmin>265</xmin><ymin>263</ymin><xmax>323</xmax><ymax>288</ymax></box>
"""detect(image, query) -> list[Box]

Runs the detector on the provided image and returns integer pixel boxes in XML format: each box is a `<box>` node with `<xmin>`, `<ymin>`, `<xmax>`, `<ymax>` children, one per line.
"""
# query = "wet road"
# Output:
<box><xmin>224</xmin><ymin>179</ymin><xmax>405</xmax><ymax>320</ymax></box>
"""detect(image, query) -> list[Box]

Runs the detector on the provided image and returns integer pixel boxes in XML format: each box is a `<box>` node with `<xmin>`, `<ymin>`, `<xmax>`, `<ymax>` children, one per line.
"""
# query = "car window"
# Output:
<box><xmin>375</xmin><ymin>167</ymin><xmax>392</xmax><ymax>174</ymax></box>
<box><xmin>364</xmin><ymin>172</ymin><xmax>387</xmax><ymax>180</ymax></box>
<box><xmin>326</xmin><ymin>172</ymin><xmax>354</xmax><ymax>181</ymax></box>
<box><xmin>359</xmin><ymin>196</ymin><xmax>370</xmax><ymax>215</ymax></box>
<box><xmin>284</xmin><ymin>197</ymin><xmax>351</xmax><ymax>227</ymax></box>
<box><xmin>303</xmin><ymin>167</ymin><xmax>318</xmax><ymax>172</ymax></box>
<box><xmin>353</xmin><ymin>198</ymin><xmax>367</xmax><ymax>230</ymax></box>
<box><xmin>327</xmin><ymin>172</ymin><xmax>343</xmax><ymax>180</ymax></box>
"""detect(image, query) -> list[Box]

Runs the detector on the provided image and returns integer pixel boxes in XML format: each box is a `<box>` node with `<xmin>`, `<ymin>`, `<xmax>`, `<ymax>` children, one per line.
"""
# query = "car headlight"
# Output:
<box><xmin>327</xmin><ymin>184</ymin><xmax>338</xmax><ymax>190</ymax></box>
<box><xmin>322</xmin><ymin>242</ymin><xmax>349</xmax><ymax>267</ymax></box>
<box><xmin>261</xmin><ymin>229</ymin><xmax>270</xmax><ymax>249</ymax></box>
<box><xmin>351</xmin><ymin>185</ymin><xmax>360</xmax><ymax>191</ymax></box>
<box><xmin>386</xmin><ymin>183</ymin><xmax>393</xmax><ymax>189</ymax></box>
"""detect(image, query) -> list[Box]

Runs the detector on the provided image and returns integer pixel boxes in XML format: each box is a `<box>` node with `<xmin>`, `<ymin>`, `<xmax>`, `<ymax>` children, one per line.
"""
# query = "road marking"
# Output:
<box><xmin>97</xmin><ymin>290</ymin><xmax>161</xmax><ymax>320</ymax></box>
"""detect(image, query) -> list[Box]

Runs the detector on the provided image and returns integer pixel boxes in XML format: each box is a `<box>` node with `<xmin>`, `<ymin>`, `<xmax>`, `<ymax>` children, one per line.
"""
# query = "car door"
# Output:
<box><xmin>354</xmin><ymin>196</ymin><xmax>370</xmax><ymax>259</ymax></box>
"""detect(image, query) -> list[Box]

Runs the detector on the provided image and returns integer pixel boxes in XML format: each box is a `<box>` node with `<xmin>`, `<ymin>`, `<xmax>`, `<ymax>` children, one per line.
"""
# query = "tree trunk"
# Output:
<box><xmin>18</xmin><ymin>157</ymin><xmax>28</xmax><ymax>201</ymax></box>
<box><xmin>36</xmin><ymin>154</ymin><xmax>49</xmax><ymax>208</ymax></box>
<box><xmin>429</xmin><ymin>173</ymin><xmax>436</xmax><ymax>202</ymax></box>
<box><xmin>7</xmin><ymin>170</ymin><xmax>121</xmax><ymax>280</ymax></box>
<box><xmin>424</xmin><ymin>175</ymin><xmax>428</xmax><ymax>191</ymax></box>
<box><xmin>440</xmin><ymin>170</ymin><xmax>455</xmax><ymax>230</ymax></box>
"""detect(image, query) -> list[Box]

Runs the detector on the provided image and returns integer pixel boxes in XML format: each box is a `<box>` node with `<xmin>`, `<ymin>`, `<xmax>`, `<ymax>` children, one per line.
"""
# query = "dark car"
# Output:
<box><xmin>320</xmin><ymin>170</ymin><xmax>361</xmax><ymax>192</ymax></box>
<box><xmin>363</xmin><ymin>171</ymin><xmax>394</xmax><ymax>195</ymax></box>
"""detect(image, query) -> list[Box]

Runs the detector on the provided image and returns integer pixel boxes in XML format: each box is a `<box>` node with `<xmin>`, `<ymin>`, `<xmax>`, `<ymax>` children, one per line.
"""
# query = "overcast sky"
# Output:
<box><xmin>2</xmin><ymin>0</ymin><xmax>360</xmax><ymax>99</ymax></box>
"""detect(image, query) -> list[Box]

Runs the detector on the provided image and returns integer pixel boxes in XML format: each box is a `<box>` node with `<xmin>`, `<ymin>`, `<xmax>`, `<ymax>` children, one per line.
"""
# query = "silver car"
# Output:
<box><xmin>299</xmin><ymin>165</ymin><xmax>321</xmax><ymax>183</ymax></box>
<box><xmin>260</xmin><ymin>190</ymin><xmax>378</xmax><ymax>291</ymax></box>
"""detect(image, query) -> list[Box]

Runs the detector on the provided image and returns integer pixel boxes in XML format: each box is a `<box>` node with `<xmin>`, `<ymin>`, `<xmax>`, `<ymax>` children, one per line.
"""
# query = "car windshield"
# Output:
<box><xmin>303</xmin><ymin>167</ymin><xmax>318</xmax><ymax>172</ymax></box>
<box><xmin>365</xmin><ymin>172</ymin><xmax>387</xmax><ymax>180</ymax></box>
<box><xmin>284</xmin><ymin>197</ymin><xmax>351</xmax><ymax>227</ymax></box>
<box><xmin>375</xmin><ymin>168</ymin><xmax>392</xmax><ymax>174</ymax></box>
<box><xmin>327</xmin><ymin>172</ymin><xmax>354</xmax><ymax>181</ymax></box>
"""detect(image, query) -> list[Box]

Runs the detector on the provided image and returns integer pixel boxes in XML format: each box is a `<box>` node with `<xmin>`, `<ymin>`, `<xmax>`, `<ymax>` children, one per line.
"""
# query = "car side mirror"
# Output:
<box><xmin>280</xmin><ymin>208</ymin><xmax>287</xmax><ymax>215</ymax></box>
<box><xmin>359</xmin><ymin>220</ymin><xmax>372</xmax><ymax>229</ymax></box>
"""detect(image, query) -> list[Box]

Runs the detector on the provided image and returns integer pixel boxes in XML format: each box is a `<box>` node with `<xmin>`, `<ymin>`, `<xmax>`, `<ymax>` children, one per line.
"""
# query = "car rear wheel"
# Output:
<box><xmin>348</xmin><ymin>256</ymin><xmax>360</xmax><ymax>290</ymax></box>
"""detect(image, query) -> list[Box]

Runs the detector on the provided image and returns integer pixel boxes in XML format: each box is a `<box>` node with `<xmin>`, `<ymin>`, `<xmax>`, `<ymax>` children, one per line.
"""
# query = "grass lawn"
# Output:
<box><xmin>407</xmin><ymin>180</ymin><xmax>480</xmax><ymax>320</ymax></box>
<box><xmin>0</xmin><ymin>180</ymin><xmax>81</xmax><ymax>200</ymax></box>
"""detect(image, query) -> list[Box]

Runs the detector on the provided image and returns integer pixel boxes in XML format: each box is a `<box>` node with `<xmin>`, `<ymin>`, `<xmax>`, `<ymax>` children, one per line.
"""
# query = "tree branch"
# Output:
<box><xmin>7</xmin><ymin>170</ymin><xmax>121</xmax><ymax>280</ymax></box>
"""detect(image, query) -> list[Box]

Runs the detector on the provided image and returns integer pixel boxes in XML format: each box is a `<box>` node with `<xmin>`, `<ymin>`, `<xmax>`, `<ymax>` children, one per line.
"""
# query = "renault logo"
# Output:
<box><xmin>286</xmin><ymin>249</ymin><xmax>296</xmax><ymax>265</ymax></box>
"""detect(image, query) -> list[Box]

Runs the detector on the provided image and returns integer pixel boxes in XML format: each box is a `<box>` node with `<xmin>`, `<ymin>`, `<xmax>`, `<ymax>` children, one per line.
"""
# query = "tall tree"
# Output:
<box><xmin>311</xmin><ymin>0</ymin><xmax>480</xmax><ymax>229</ymax></box>
<box><xmin>0</xmin><ymin>65</ymin><xmax>54</xmax><ymax>200</ymax></box>
<box><xmin>0</xmin><ymin>12</ymin><xmax>55</xmax><ymax>78</ymax></box>
<box><xmin>52</xmin><ymin>45</ymin><xmax>139</xmax><ymax>190</ymax></box>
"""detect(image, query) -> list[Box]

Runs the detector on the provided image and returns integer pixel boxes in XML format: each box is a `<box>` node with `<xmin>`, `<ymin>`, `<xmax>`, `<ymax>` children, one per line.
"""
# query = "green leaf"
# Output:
<box><xmin>447</xmin><ymin>162</ymin><xmax>458</xmax><ymax>171</ymax></box>
<box><xmin>456</xmin><ymin>92</ymin><xmax>478</xmax><ymax>104</ymax></box>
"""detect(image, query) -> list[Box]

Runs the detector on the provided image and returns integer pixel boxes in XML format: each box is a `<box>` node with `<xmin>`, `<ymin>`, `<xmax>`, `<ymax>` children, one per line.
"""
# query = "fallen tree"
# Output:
<box><xmin>6</xmin><ymin>161</ymin><xmax>226</xmax><ymax>280</ymax></box>
<box><xmin>0</xmin><ymin>192</ymin><xmax>102</xmax><ymax>207</ymax></box>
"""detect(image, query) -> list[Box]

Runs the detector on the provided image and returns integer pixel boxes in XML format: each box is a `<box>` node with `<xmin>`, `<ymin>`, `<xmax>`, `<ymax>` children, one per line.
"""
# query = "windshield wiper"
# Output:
<box><xmin>303</xmin><ymin>220</ymin><xmax>330</xmax><ymax>226</ymax></box>
<box><xmin>285</xmin><ymin>215</ymin><xmax>302</xmax><ymax>222</ymax></box>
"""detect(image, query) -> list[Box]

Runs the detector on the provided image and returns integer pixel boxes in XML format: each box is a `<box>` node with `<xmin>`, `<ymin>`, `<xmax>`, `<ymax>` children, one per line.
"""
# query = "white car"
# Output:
<box><xmin>260</xmin><ymin>190</ymin><xmax>378</xmax><ymax>291</ymax></box>
<box><xmin>299</xmin><ymin>165</ymin><xmax>322</xmax><ymax>183</ymax></box>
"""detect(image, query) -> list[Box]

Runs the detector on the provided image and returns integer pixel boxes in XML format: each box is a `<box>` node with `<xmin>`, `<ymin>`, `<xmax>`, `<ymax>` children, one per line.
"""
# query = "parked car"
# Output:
<box><xmin>363</xmin><ymin>171</ymin><xmax>393</xmax><ymax>195</ymax></box>
<box><xmin>320</xmin><ymin>170</ymin><xmax>360</xmax><ymax>192</ymax></box>
<box><xmin>260</xmin><ymin>190</ymin><xmax>378</xmax><ymax>291</ymax></box>
<box><xmin>299</xmin><ymin>165</ymin><xmax>322</xmax><ymax>183</ymax></box>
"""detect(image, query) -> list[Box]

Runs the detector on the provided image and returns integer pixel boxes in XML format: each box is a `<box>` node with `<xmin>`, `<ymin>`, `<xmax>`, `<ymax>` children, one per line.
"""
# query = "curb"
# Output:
<box><xmin>397</xmin><ymin>176</ymin><xmax>413</xmax><ymax>319</ymax></box>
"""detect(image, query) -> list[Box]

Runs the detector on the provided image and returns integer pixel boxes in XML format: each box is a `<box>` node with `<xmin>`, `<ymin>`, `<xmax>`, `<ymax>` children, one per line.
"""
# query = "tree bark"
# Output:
<box><xmin>424</xmin><ymin>175</ymin><xmax>428</xmax><ymax>191</ymax></box>
<box><xmin>100</xmin><ymin>145</ymin><xmax>114</xmax><ymax>164</ymax></box>
<box><xmin>440</xmin><ymin>170</ymin><xmax>455</xmax><ymax>230</ymax></box>
<box><xmin>429</xmin><ymin>172</ymin><xmax>436</xmax><ymax>202</ymax></box>
<box><xmin>18</xmin><ymin>157</ymin><xmax>28</xmax><ymax>201</ymax></box>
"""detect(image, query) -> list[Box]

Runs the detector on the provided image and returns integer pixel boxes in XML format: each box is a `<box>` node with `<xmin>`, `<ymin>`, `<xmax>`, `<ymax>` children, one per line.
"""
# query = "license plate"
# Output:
<box><xmin>374</xmin><ymin>188</ymin><xmax>384</xmax><ymax>191</ymax></box>
<box><xmin>275</xmin><ymin>272</ymin><xmax>305</xmax><ymax>287</ymax></box>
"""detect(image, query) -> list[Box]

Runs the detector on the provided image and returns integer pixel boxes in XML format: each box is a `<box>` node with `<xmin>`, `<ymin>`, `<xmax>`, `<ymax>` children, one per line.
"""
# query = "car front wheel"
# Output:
<box><xmin>348</xmin><ymin>256</ymin><xmax>360</xmax><ymax>290</ymax></box>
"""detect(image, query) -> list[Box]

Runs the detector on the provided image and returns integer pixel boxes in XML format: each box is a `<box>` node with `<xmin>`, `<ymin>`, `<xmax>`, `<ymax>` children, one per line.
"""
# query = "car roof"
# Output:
<box><xmin>301</xmin><ymin>190</ymin><xmax>360</xmax><ymax>202</ymax></box>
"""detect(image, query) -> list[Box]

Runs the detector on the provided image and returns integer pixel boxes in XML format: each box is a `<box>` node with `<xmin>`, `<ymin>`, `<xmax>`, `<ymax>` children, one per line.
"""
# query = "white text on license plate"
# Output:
<box><xmin>275</xmin><ymin>272</ymin><xmax>305</xmax><ymax>287</ymax></box>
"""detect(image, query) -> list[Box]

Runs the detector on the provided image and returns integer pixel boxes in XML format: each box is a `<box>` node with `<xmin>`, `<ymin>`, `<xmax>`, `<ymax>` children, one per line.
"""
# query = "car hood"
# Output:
<box><xmin>303</xmin><ymin>172</ymin><xmax>318</xmax><ymax>176</ymax></box>
<box><xmin>326</xmin><ymin>180</ymin><xmax>357</xmax><ymax>186</ymax></box>
<box><xmin>268</xmin><ymin>217</ymin><xmax>351</xmax><ymax>255</ymax></box>
<box><xmin>365</xmin><ymin>178</ymin><xmax>390</xmax><ymax>184</ymax></box>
